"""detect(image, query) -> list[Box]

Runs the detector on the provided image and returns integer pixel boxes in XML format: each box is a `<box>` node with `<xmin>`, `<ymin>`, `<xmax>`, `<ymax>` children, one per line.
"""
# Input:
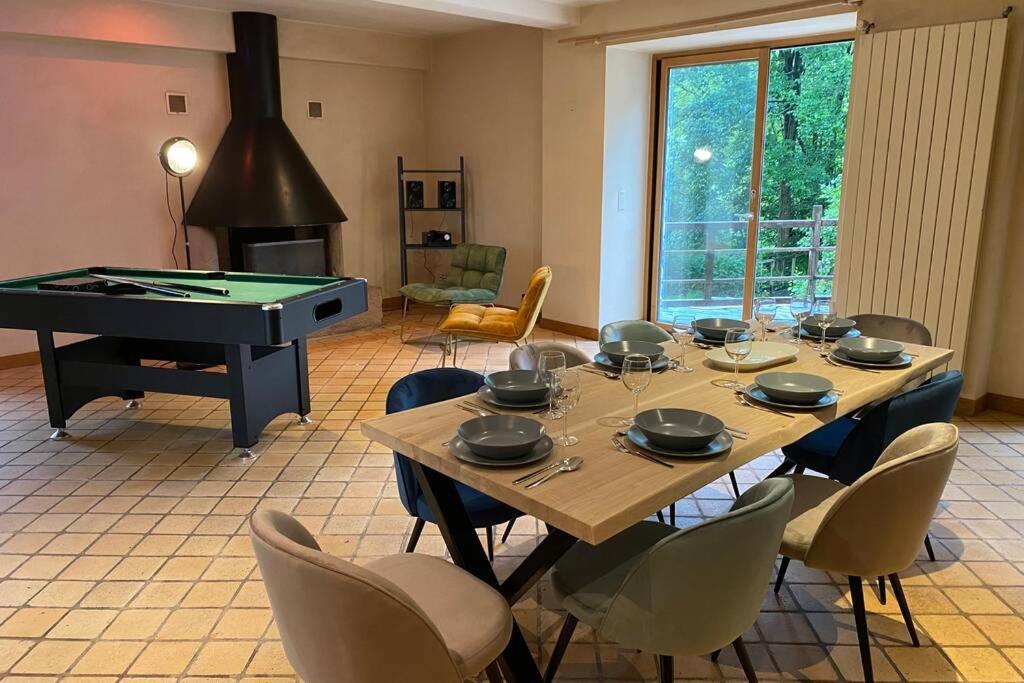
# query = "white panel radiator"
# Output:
<box><xmin>833</xmin><ymin>19</ymin><xmax>1007</xmax><ymax>370</ymax></box>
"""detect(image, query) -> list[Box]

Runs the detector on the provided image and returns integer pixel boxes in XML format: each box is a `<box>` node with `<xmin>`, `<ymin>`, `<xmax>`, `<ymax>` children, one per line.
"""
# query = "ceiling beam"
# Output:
<box><xmin>368</xmin><ymin>0</ymin><xmax>580</xmax><ymax>29</ymax></box>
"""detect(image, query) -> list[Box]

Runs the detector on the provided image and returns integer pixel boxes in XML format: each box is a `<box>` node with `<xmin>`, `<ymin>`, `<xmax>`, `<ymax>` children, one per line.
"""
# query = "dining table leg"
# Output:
<box><xmin>411</xmin><ymin>461</ymin><xmax>546</xmax><ymax>683</ymax></box>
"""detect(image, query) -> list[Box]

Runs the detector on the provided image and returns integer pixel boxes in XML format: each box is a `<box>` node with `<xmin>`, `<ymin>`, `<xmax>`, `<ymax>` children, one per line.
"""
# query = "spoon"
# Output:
<box><xmin>513</xmin><ymin>457</ymin><xmax>576</xmax><ymax>485</ymax></box>
<box><xmin>525</xmin><ymin>456</ymin><xmax>583</xmax><ymax>489</ymax></box>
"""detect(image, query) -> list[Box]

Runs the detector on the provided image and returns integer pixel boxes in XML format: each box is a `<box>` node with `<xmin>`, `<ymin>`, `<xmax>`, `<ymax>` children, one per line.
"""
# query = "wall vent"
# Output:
<box><xmin>307</xmin><ymin>100</ymin><xmax>324</xmax><ymax>119</ymax></box>
<box><xmin>166</xmin><ymin>92</ymin><xmax>188</xmax><ymax>115</ymax></box>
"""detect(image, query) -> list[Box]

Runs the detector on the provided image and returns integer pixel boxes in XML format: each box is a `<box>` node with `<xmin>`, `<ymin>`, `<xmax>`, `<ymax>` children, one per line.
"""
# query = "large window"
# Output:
<box><xmin>651</xmin><ymin>40</ymin><xmax>853</xmax><ymax>324</ymax></box>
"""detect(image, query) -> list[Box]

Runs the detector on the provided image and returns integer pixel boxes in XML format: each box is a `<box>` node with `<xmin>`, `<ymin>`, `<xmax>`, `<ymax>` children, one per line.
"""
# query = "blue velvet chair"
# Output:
<box><xmin>769</xmin><ymin>370</ymin><xmax>963</xmax><ymax>569</ymax></box>
<box><xmin>386</xmin><ymin>368</ymin><xmax>521</xmax><ymax>560</ymax></box>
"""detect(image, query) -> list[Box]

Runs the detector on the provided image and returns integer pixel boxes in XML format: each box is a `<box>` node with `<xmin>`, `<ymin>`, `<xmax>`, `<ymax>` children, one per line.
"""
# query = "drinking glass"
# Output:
<box><xmin>789</xmin><ymin>295</ymin><xmax>812</xmax><ymax>344</ymax></box>
<box><xmin>620</xmin><ymin>354</ymin><xmax>652</xmax><ymax>426</ymax></box>
<box><xmin>753</xmin><ymin>297</ymin><xmax>777</xmax><ymax>342</ymax></box>
<box><xmin>538</xmin><ymin>350</ymin><xmax>566</xmax><ymax>420</ymax></box>
<box><xmin>724</xmin><ymin>327</ymin><xmax>753</xmax><ymax>390</ymax></box>
<box><xmin>671</xmin><ymin>314</ymin><xmax>694</xmax><ymax>373</ymax></box>
<box><xmin>810</xmin><ymin>300</ymin><xmax>837</xmax><ymax>350</ymax></box>
<box><xmin>553</xmin><ymin>369</ymin><xmax>581</xmax><ymax>446</ymax></box>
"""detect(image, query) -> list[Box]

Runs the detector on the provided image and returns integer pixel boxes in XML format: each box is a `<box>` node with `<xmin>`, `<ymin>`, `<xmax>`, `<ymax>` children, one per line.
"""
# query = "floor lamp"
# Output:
<box><xmin>159</xmin><ymin>137</ymin><xmax>198</xmax><ymax>269</ymax></box>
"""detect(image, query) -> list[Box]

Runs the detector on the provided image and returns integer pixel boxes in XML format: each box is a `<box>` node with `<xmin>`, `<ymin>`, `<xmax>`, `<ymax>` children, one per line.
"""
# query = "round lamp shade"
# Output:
<box><xmin>159</xmin><ymin>137</ymin><xmax>197</xmax><ymax>177</ymax></box>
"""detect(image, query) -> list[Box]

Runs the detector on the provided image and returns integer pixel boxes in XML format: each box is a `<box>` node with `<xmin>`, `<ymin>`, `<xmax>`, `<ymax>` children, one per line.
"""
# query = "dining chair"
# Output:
<box><xmin>599</xmin><ymin>319</ymin><xmax>673</xmax><ymax>345</ymax></box>
<box><xmin>772</xmin><ymin>423</ymin><xmax>959</xmax><ymax>683</ymax></box>
<box><xmin>250</xmin><ymin>509</ymin><xmax>512</xmax><ymax>683</ymax></box>
<box><xmin>387</xmin><ymin>368</ymin><xmax>521</xmax><ymax>558</ymax></box>
<box><xmin>849</xmin><ymin>313</ymin><xmax>932</xmax><ymax>390</ymax></box>
<box><xmin>544</xmin><ymin>478</ymin><xmax>794</xmax><ymax>683</ymax></box>
<box><xmin>509</xmin><ymin>342</ymin><xmax>591</xmax><ymax>371</ymax></box>
<box><xmin>399</xmin><ymin>243</ymin><xmax>507</xmax><ymax>343</ymax></box>
<box><xmin>439</xmin><ymin>266</ymin><xmax>553</xmax><ymax>367</ymax></box>
<box><xmin>768</xmin><ymin>370</ymin><xmax>961</xmax><ymax>567</ymax></box>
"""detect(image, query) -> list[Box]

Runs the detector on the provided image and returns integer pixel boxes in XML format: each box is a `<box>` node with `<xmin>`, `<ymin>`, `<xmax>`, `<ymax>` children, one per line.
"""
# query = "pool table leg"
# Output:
<box><xmin>36</xmin><ymin>331</ymin><xmax>69</xmax><ymax>438</ymax></box>
<box><xmin>293</xmin><ymin>337</ymin><xmax>311</xmax><ymax>424</ymax></box>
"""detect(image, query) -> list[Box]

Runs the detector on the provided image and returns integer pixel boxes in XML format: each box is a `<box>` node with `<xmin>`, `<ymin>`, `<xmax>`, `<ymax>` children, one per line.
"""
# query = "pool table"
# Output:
<box><xmin>0</xmin><ymin>267</ymin><xmax>368</xmax><ymax>455</ymax></box>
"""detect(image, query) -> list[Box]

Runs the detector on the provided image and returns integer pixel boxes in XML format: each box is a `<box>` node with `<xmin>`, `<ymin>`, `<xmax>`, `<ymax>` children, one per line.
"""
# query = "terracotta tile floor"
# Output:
<box><xmin>1</xmin><ymin>309</ymin><xmax>1023</xmax><ymax>681</ymax></box>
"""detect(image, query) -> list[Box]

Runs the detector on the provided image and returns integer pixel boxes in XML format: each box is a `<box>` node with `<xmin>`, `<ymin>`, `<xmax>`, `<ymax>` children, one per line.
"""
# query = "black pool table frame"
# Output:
<box><xmin>0</xmin><ymin>267</ymin><xmax>368</xmax><ymax>454</ymax></box>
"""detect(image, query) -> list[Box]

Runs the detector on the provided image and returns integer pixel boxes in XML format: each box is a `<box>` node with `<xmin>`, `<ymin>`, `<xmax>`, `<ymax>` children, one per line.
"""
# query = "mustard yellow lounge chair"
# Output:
<box><xmin>438</xmin><ymin>266</ymin><xmax>552</xmax><ymax>366</ymax></box>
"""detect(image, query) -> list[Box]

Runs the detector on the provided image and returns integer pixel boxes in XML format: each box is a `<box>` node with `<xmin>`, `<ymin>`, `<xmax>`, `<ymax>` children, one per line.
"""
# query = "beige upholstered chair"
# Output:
<box><xmin>774</xmin><ymin>423</ymin><xmax>959</xmax><ymax>683</ymax></box>
<box><xmin>250</xmin><ymin>510</ymin><xmax>512</xmax><ymax>683</ymax></box>
<box><xmin>544</xmin><ymin>478</ymin><xmax>794</xmax><ymax>683</ymax></box>
<box><xmin>509</xmin><ymin>342</ymin><xmax>591</xmax><ymax>371</ymax></box>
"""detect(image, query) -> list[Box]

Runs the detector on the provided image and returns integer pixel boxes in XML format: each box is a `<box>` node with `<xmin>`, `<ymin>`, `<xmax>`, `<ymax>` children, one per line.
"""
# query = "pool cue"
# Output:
<box><xmin>152</xmin><ymin>281</ymin><xmax>230</xmax><ymax>296</ymax></box>
<box><xmin>89</xmin><ymin>274</ymin><xmax>190</xmax><ymax>298</ymax></box>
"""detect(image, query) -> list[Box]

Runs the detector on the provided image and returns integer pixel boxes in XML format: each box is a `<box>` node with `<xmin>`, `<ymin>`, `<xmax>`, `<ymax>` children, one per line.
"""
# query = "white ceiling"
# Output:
<box><xmin>154</xmin><ymin>0</ymin><xmax>613</xmax><ymax>35</ymax></box>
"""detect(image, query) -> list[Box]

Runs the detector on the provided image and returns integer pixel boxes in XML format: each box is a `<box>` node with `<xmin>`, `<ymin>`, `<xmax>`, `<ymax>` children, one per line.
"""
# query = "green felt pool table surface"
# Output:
<box><xmin>0</xmin><ymin>267</ymin><xmax>343</xmax><ymax>304</ymax></box>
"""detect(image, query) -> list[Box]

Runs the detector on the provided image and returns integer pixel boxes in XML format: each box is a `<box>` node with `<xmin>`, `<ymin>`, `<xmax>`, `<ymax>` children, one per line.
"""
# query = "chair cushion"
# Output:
<box><xmin>414</xmin><ymin>483</ymin><xmax>520</xmax><ymax>528</ymax></box>
<box><xmin>780</xmin><ymin>474</ymin><xmax>846</xmax><ymax>561</ymax></box>
<box><xmin>366</xmin><ymin>553</ymin><xmax>512</xmax><ymax>677</ymax></box>
<box><xmin>439</xmin><ymin>305</ymin><xmax>520</xmax><ymax>341</ymax></box>
<box><xmin>400</xmin><ymin>283</ymin><xmax>497</xmax><ymax>305</ymax></box>
<box><xmin>449</xmin><ymin>244</ymin><xmax>506</xmax><ymax>292</ymax></box>
<box><xmin>551</xmin><ymin>521</ymin><xmax>677</xmax><ymax>627</ymax></box>
<box><xmin>780</xmin><ymin>416</ymin><xmax>857</xmax><ymax>477</ymax></box>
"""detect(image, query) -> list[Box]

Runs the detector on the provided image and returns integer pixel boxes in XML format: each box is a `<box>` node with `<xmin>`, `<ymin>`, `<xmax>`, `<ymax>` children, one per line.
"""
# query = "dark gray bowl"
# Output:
<box><xmin>693</xmin><ymin>318</ymin><xmax>750</xmax><ymax>341</ymax></box>
<box><xmin>484</xmin><ymin>370</ymin><xmax>548</xmax><ymax>403</ymax></box>
<box><xmin>633</xmin><ymin>408</ymin><xmax>724</xmax><ymax>451</ymax></box>
<box><xmin>755</xmin><ymin>372</ymin><xmax>834</xmax><ymax>405</ymax></box>
<box><xmin>600</xmin><ymin>340</ymin><xmax>664</xmax><ymax>365</ymax></box>
<box><xmin>457</xmin><ymin>416</ymin><xmax>545</xmax><ymax>460</ymax></box>
<box><xmin>836</xmin><ymin>336</ymin><xmax>905</xmax><ymax>362</ymax></box>
<box><xmin>801</xmin><ymin>317</ymin><xmax>856</xmax><ymax>338</ymax></box>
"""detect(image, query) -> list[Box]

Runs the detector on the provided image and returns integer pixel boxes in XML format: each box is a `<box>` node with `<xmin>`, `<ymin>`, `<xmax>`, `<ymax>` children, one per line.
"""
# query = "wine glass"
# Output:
<box><xmin>724</xmin><ymin>327</ymin><xmax>753</xmax><ymax>390</ymax></box>
<box><xmin>620</xmin><ymin>354</ymin><xmax>652</xmax><ymax>427</ymax></box>
<box><xmin>671</xmin><ymin>314</ymin><xmax>694</xmax><ymax>373</ymax></box>
<box><xmin>810</xmin><ymin>300</ymin><xmax>837</xmax><ymax>351</ymax></box>
<box><xmin>552</xmin><ymin>369</ymin><xmax>581</xmax><ymax>446</ymax></box>
<box><xmin>538</xmin><ymin>350</ymin><xmax>566</xmax><ymax>420</ymax></box>
<box><xmin>753</xmin><ymin>297</ymin><xmax>777</xmax><ymax>342</ymax></box>
<box><xmin>789</xmin><ymin>295</ymin><xmax>812</xmax><ymax>345</ymax></box>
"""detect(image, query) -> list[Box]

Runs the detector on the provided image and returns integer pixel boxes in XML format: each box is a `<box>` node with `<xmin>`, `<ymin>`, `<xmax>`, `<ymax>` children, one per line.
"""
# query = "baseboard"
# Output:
<box><xmin>0</xmin><ymin>350</ymin><xmax>39</xmax><ymax>370</ymax></box>
<box><xmin>538</xmin><ymin>318</ymin><xmax>599</xmax><ymax>340</ymax></box>
<box><xmin>956</xmin><ymin>395</ymin><xmax>986</xmax><ymax>417</ymax></box>
<box><xmin>383</xmin><ymin>296</ymin><xmax>403</xmax><ymax>311</ymax></box>
<box><xmin>957</xmin><ymin>393</ymin><xmax>1024</xmax><ymax>417</ymax></box>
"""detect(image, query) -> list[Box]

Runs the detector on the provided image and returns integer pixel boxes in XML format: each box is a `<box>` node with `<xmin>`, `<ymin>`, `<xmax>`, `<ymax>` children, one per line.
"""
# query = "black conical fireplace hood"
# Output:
<box><xmin>186</xmin><ymin>12</ymin><xmax>346</xmax><ymax>228</ymax></box>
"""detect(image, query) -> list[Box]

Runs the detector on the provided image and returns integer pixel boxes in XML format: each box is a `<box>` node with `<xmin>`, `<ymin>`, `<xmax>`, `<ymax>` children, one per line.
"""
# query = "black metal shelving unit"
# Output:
<box><xmin>397</xmin><ymin>155</ymin><xmax>466</xmax><ymax>286</ymax></box>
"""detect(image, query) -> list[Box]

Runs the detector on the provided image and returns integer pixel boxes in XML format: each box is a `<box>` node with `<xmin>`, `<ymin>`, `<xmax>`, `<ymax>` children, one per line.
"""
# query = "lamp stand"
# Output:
<box><xmin>178</xmin><ymin>175</ymin><xmax>192</xmax><ymax>270</ymax></box>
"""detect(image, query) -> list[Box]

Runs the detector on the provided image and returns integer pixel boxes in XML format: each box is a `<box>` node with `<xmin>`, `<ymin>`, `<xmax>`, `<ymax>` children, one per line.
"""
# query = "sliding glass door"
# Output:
<box><xmin>651</xmin><ymin>41</ymin><xmax>853</xmax><ymax>324</ymax></box>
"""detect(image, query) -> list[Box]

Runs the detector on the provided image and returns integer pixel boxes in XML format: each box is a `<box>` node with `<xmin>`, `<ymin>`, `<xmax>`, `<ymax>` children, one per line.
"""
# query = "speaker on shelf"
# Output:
<box><xmin>438</xmin><ymin>181</ymin><xmax>457</xmax><ymax>209</ymax></box>
<box><xmin>405</xmin><ymin>180</ymin><xmax>424</xmax><ymax>208</ymax></box>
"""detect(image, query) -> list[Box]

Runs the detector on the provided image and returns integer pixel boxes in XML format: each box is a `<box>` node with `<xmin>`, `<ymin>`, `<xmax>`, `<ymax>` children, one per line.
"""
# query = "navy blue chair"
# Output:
<box><xmin>386</xmin><ymin>368</ymin><xmax>521</xmax><ymax>560</ymax></box>
<box><xmin>769</xmin><ymin>370</ymin><xmax>962</xmax><ymax>573</ymax></box>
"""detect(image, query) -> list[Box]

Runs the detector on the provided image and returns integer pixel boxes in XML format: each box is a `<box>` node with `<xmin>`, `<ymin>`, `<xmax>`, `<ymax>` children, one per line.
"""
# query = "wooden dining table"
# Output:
<box><xmin>361</xmin><ymin>338</ymin><xmax>954</xmax><ymax>682</ymax></box>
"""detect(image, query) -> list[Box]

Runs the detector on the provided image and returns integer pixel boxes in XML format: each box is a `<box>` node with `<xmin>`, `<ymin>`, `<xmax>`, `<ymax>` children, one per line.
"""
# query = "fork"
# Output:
<box><xmin>611</xmin><ymin>436</ymin><xmax>674</xmax><ymax>468</ymax></box>
<box><xmin>825</xmin><ymin>356</ymin><xmax>880</xmax><ymax>374</ymax></box>
<box><xmin>463</xmin><ymin>400</ymin><xmax>501</xmax><ymax>414</ymax></box>
<box><xmin>736</xmin><ymin>393</ymin><xmax>796</xmax><ymax>419</ymax></box>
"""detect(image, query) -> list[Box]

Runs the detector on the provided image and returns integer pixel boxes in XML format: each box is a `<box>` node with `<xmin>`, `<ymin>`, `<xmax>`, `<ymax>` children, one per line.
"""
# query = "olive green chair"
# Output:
<box><xmin>544</xmin><ymin>478</ymin><xmax>794</xmax><ymax>683</ymax></box>
<box><xmin>399</xmin><ymin>244</ymin><xmax>506</xmax><ymax>343</ymax></box>
<box><xmin>599</xmin><ymin>320</ymin><xmax>673</xmax><ymax>345</ymax></box>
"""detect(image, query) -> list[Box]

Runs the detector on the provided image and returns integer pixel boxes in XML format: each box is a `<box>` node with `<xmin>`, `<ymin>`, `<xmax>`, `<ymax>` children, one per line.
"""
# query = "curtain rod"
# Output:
<box><xmin>558</xmin><ymin>0</ymin><xmax>863</xmax><ymax>46</ymax></box>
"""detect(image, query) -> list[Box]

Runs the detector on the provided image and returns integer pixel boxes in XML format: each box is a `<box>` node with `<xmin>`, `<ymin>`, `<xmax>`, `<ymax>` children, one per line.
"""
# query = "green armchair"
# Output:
<box><xmin>399</xmin><ymin>244</ymin><xmax>506</xmax><ymax>341</ymax></box>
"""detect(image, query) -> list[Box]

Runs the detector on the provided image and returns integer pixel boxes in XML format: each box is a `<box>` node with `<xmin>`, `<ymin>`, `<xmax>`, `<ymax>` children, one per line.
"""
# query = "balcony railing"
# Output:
<box><xmin>659</xmin><ymin>204</ymin><xmax>837</xmax><ymax>308</ymax></box>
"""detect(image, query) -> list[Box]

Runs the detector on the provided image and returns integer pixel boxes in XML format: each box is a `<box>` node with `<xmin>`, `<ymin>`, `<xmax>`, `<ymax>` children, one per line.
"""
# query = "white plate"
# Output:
<box><xmin>704</xmin><ymin>341</ymin><xmax>799</xmax><ymax>371</ymax></box>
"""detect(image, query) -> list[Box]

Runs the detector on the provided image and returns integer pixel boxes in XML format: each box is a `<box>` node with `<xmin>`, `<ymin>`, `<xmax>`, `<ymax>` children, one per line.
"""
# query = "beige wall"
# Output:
<box><xmin>599</xmin><ymin>47</ymin><xmax>652</xmax><ymax>326</ymax></box>
<box><xmin>0</xmin><ymin>2</ymin><xmax>429</xmax><ymax>356</ymax></box>
<box><xmin>424</xmin><ymin>25</ymin><xmax>543</xmax><ymax>307</ymax></box>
